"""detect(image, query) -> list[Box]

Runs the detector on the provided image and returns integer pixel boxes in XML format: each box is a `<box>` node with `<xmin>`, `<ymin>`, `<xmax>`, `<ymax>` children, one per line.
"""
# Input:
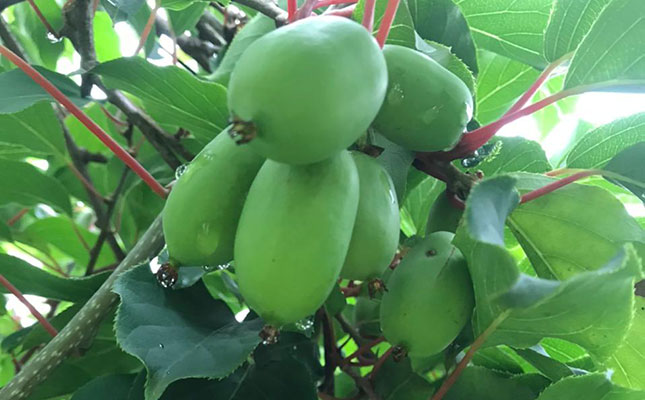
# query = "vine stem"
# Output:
<box><xmin>361</xmin><ymin>0</ymin><xmax>376</xmax><ymax>31</ymax></box>
<box><xmin>0</xmin><ymin>45</ymin><xmax>168</xmax><ymax>198</ymax></box>
<box><xmin>135</xmin><ymin>0</ymin><xmax>161</xmax><ymax>55</ymax></box>
<box><xmin>26</xmin><ymin>0</ymin><xmax>59</xmax><ymax>38</ymax></box>
<box><xmin>287</xmin><ymin>0</ymin><xmax>297</xmax><ymax>21</ymax></box>
<box><xmin>0</xmin><ymin>274</ymin><xmax>58</xmax><ymax>338</ymax></box>
<box><xmin>503</xmin><ymin>52</ymin><xmax>572</xmax><ymax>117</ymax></box>
<box><xmin>375</xmin><ymin>0</ymin><xmax>400</xmax><ymax>48</ymax></box>
<box><xmin>521</xmin><ymin>170</ymin><xmax>598</xmax><ymax>203</ymax></box>
<box><xmin>431</xmin><ymin>311</ymin><xmax>510</xmax><ymax>400</ymax></box>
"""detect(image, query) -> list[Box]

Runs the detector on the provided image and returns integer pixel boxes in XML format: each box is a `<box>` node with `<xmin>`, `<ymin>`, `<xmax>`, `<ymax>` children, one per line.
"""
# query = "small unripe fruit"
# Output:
<box><xmin>374</xmin><ymin>45</ymin><xmax>473</xmax><ymax>152</ymax></box>
<box><xmin>228</xmin><ymin>16</ymin><xmax>387</xmax><ymax>165</ymax></box>
<box><xmin>235</xmin><ymin>151</ymin><xmax>359</xmax><ymax>326</ymax></box>
<box><xmin>380</xmin><ymin>232</ymin><xmax>474</xmax><ymax>357</ymax></box>
<box><xmin>340</xmin><ymin>152</ymin><xmax>400</xmax><ymax>281</ymax></box>
<box><xmin>162</xmin><ymin>131</ymin><xmax>264</xmax><ymax>267</ymax></box>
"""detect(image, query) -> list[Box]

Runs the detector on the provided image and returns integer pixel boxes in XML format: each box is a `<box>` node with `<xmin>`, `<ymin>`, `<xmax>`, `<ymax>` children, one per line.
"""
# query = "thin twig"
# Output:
<box><xmin>135</xmin><ymin>0</ymin><xmax>161</xmax><ymax>55</ymax></box>
<box><xmin>26</xmin><ymin>0</ymin><xmax>59</xmax><ymax>38</ymax></box>
<box><xmin>0</xmin><ymin>275</ymin><xmax>58</xmax><ymax>338</ymax></box>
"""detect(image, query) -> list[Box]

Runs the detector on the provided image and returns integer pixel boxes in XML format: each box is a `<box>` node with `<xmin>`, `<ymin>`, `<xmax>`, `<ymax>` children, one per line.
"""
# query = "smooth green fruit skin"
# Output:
<box><xmin>228</xmin><ymin>16</ymin><xmax>387</xmax><ymax>165</ymax></box>
<box><xmin>162</xmin><ymin>131</ymin><xmax>264</xmax><ymax>266</ymax></box>
<box><xmin>340</xmin><ymin>152</ymin><xmax>400</xmax><ymax>281</ymax></box>
<box><xmin>212</xmin><ymin>14</ymin><xmax>275</xmax><ymax>86</ymax></box>
<box><xmin>374</xmin><ymin>45</ymin><xmax>473</xmax><ymax>152</ymax></box>
<box><xmin>426</xmin><ymin>190</ymin><xmax>463</xmax><ymax>234</ymax></box>
<box><xmin>235</xmin><ymin>151</ymin><xmax>359</xmax><ymax>326</ymax></box>
<box><xmin>380</xmin><ymin>231</ymin><xmax>474</xmax><ymax>357</ymax></box>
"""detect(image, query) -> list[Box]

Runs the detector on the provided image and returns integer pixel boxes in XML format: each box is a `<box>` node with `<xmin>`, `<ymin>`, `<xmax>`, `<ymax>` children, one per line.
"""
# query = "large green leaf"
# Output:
<box><xmin>453</xmin><ymin>0</ymin><xmax>551</xmax><ymax>68</ymax></box>
<box><xmin>373</xmin><ymin>358</ymin><xmax>434</xmax><ymax>399</ymax></box>
<box><xmin>401</xmin><ymin>176</ymin><xmax>443</xmax><ymax>237</ymax></box>
<box><xmin>113</xmin><ymin>264</ymin><xmax>263</xmax><ymax>400</ymax></box>
<box><xmin>0</xmin><ymin>102</ymin><xmax>66</xmax><ymax>159</ymax></box>
<box><xmin>93</xmin><ymin>58</ymin><xmax>228</xmax><ymax>144</ymax></box>
<box><xmin>167</xmin><ymin>2</ymin><xmax>207</xmax><ymax>34</ymax></box>
<box><xmin>353</xmin><ymin>0</ymin><xmax>416</xmax><ymax>48</ymax></box>
<box><xmin>475</xmin><ymin>50</ymin><xmax>540</xmax><ymax>124</ymax></box>
<box><xmin>444</xmin><ymin>366</ymin><xmax>547</xmax><ymax>400</ymax></box>
<box><xmin>408</xmin><ymin>0</ymin><xmax>478</xmax><ymax>73</ymax></box>
<box><xmin>564</xmin><ymin>0</ymin><xmax>645</xmax><ymax>90</ymax></box>
<box><xmin>94</xmin><ymin>11</ymin><xmax>122</xmax><ymax>62</ymax></box>
<box><xmin>18</xmin><ymin>216</ymin><xmax>116</xmax><ymax>268</ymax></box>
<box><xmin>0</xmin><ymin>159</ymin><xmax>71</xmax><ymax>215</ymax></box>
<box><xmin>543</xmin><ymin>0</ymin><xmax>612</xmax><ymax>62</ymax></box>
<box><xmin>508</xmin><ymin>173</ymin><xmax>645</xmax><ymax>280</ymax></box>
<box><xmin>0</xmin><ymin>254</ymin><xmax>109</xmax><ymax>302</ymax></box>
<box><xmin>566</xmin><ymin>113</ymin><xmax>645</xmax><ymax>169</ymax></box>
<box><xmin>460</xmin><ymin>137</ymin><xmax>551</xmax><ymax>175</ymax></box>
<box><xmin>605</xmin><ymin>296</ymin><xmax>645</xmax><ymax>390</ymax></box>
<box><xmin>536</xmin><ymin>373</ymin><xmax>645</xmax><ymax>400</ymax></box>
<box><xmin>604</xmin><ymin>142</ymin><xmax>645</xmax><ymax>203</ymax></box>
<box><xmin>513</xmin><ymin>346</ymin><xmax>575</xmax><ymax>381</ymax></box>
<box><xmin>0</xmin><ymin>66</ymin><xmax>90</xmax><ymax>114</ymax></box>
<box><xmin>454</xmin><ymin>176</ymin><xmax>642</xmax><ymax>360</ymax></box>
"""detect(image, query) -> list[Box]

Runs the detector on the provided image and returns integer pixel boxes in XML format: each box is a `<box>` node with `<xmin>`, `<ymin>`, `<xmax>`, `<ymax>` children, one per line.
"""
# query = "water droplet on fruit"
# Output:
<box><xmin>388</xmin><ymin>188</ymin><xmax>397</xmax><ymax>204</ymax></box>
<box><xmin>158</xmin><ymin>343</ymin><xmax>164</xmax><ymax>349</ymax></box>
<box><xmin>387</xmin><ymin>84</ymin><xmax>404</xmax><ymax>106</ymax></box>
<box><xmin>422</xmin><ymin>105</ymin><xmax>441</xmax><ymax>124</ymax></box>
<box><xmin>175</xmin><ymin>164</ymin><xmax>189</xmax><ymax>179</ymax></box>
<box><xmin>295</xmin><ymin>317</ymin><xmax>314</xmax><ymax>331</ymax></box>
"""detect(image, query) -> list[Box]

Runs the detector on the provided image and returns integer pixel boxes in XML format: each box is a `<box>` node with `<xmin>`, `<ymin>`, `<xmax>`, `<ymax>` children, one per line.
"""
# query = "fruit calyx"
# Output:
<box><xmin>260</xmin><ymin>325</ymin><xmax>279</xmax><ymax>344</ymax></box>
<box><xmin>229</xmin><ymin>117</ymin><xmax>257</xmax><ymax>144</ymax></box>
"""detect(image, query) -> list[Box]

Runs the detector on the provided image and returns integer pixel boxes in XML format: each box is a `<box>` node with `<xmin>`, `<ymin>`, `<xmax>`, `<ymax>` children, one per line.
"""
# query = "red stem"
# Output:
<box><xmin>361</xmin><ymin>0</ymin><xmax>376</xmax><ymax>32</ymax></box>
<box><xmin>521</xmin><ymin>170</ymin><xmax>597</xmax><ymax>203</ymax></box>
<box><xmin>343</xmin><ymin>336</ymin><xmax>384</xmax><ymax>364</ymax></box>
<box><xmin>288</xmin><ymin>0</ymin><xmax>297</xmax><ymax>22</ymax></box>
<box><xmin>100</xmin><ymin>105</ymin><xmax>128</xmax><ymax>127</ymax></box>
<box><xmin>26</xmin><ymin>0</ymin><xmax>59</xmax><ymax>39</ymax></box>
<box><xmin>0</xmin><ymin>45</ymin><xmax>168</xmax><ymax>198</ymax></box>
<box><xmin>314</xmin><ymin>0</ymin><xmax>357</xmax><ymax>9</ymax></box>
<box><xmin>0</xmin><ymin>274</ymin><xmax>58</xmax><ymax>338</ymax></box>
<box><xmin>431</xmin><ymin>311</ymin><xmax>509</xmax><ymax>400</ymax></box>
<box><xmin>135</xmin><ymin>1</ymin><xmax>161</xmax><ymax>56</ymax></box>
<box><xmin>375</xmin><ymin>0</ymin><xmax>400</xmax><ymax>48</ymax></box>
<box><xmin>503</xmin><ymin>53</ymin><xmax>572</xmax><ymax>117</ymax></box>
<box><xmin>7</xmin><ymin>208</ymin><xmax>29</xmax><ymax>226</ymax></box>
<box><xmin>322</xmin><ymin>4</ymin><xmax>356</xmax><ymax>17</ymax></box>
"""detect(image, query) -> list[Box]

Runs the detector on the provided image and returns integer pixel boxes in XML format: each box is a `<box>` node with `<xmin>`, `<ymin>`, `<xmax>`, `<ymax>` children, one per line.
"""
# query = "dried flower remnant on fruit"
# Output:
<box><xmin>156</xmin><ymin>262</ymin><xmax>178</xmax><ymax>288</ymax></box>
<box><xmin>260</xmin><ymin>325</ymin><xmax>279</xmax><ymax>345</ymax></box>
<box><xmin>229</xmin><ymin>117</ymin><xmax>257</xmax><ymax>144</ymax></box>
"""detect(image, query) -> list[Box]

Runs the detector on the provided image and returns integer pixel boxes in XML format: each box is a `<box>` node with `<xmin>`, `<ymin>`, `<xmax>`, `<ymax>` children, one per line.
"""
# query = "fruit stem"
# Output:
<box><xmin>0</xmin><ymin>45</ymin><xmax>169</xmax><ymax>199</ymax></box>
<box><xmin>314</xmin><ymin>0</ymin><xmax>358</xmax><ymax>9</ymax></box>
<box><xmin>369</xmin><ymin>346</ymin><xmax>394</xmax><ymax>378</ymax></box>
<box><xmin>375</xmin><ymin>0</ymin><xmax>400</xmax><ymax>48</ymax></box>
<box><xmin>431</xmin><ymin>311</ymin><xmax>510</xmax><ymax>400</ymax></box>
<box><xmin>26</xmin><ymin>0</ymin><xmax>59</xmax><ymax>39</ymax></box>
<box><xmin>361</xmin><ymin>0</ymin><xmax>376</xmax><ymax>32</ymax></box>
<box><xmin>135</xmin><ymin>0</ymin><xmax>161</xmax><ymax>56</ymax></box>
<box><xmin>446</xmin><ymin>85</ymin><xmax>589</xmax><ymax>160</ymax></box>
<box><xmin>287</xmin><ymin>0</ymin><xmax>297</xmax><ymax>21</ymax></box>
<box><xmin>0</xmin><ymin>274</ymin><xmax>59</xmax><ymax>338</ymax></box>
<box><xmin>342</xmin><ymin>336</ymin><xmax>384</xmax><ymax>365</ymax></box>
<box><xmin>503</xmin><ymin>52</ymin><xmax>572</xmax><ymax>117</ymax></box>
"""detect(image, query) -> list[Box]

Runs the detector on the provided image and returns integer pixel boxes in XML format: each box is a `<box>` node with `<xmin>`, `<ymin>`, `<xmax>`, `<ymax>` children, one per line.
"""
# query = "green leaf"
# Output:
<box><xmin>471</xmin><ymin>346</ymin><xmax>526</xmax><ymax>375</ymax></box>
<box><xmin>167</xmin><ymin>2</ymin><xmax>207</xmax><ymax>34</ymax></box>
<box><xmin>0</xmin><ymin>254</ymin><xmax>109</xmax><ymax>301</ymax></box>
<box><xmin>373</xmin><ymin>357</ymin><xmax>434</xmax><ymax>400</ymax></box>
<box><xmin>0</xmin><ymin>159</ymin><xmax>71</xmax><ymax>214</ymax></box>
<box><xmin>213</xmin><ymin>14</ymin><xmax>276</xmax><ymax>86</ymax></box>
<box><xmin>475</xmin><ymin>50</ymin><xmax>540</xmax><ymax>124</ymax></box>
<box><xmin>605</xmin><ymin>296</ymin><xmax>645</xmax><ymax>390</ymax></box>
<box><xmin>231</xmin><ymin>359</ymin><xmax>317</xmax><ymax>400</ymax></box>
<box><xmin>0</xmin><ymin>102</ymin><xmax>67</xmax><ymax>159</ymax></box>
<box><xmin>95</xmin><ymin>11</ymin><xmax>123</xmax><ymax>62</ymax></box>
<box><xmin>566</xmin><ymin>113</ymin><xmax>645</xmax><ymax>169</ymax></box>
<box><xmin>100</xmin><ymin>0</ymin><xmax>146</xmax><ymax>21</ymax></box>
<box><xmin>402</xmin><ymin>176</ymin><xmax>443</xmax><ymax>237</ymax></box>
<box><xmin>113</xmin><ymin>264</ymin><xmax>263</xmax><ymax>400</ymax></box>
<box><xmin>409</xmin><ymin>0</ymin><xmax>478</xmax><ymax>73</ymax></box>
<box><xmin>444</xmin><ymin>366</ymin><xmax>545</xmax><ymax>400</ymax></box>
<box><xmin>415</xmin><ymin>38</ymin><xmax>476</xmax><ymax>96</ymax></box>
<box><xmin>17</xmin><ymin>216</ymin><xmax>116</xmax><ymax>268</ymax></box>
<box><xmin>564</xmin><ymin>0</ymin><xmax>645</xmax><ymax>90</ymax></box>
<box><xmin>543</xmin><ymin>0</ymin><xmax>612</xmax><ymax>62</ymax></box>
<box><xmin>373</xmin><ymin>133</ymin><xmax>415</xmax><ymax>203</ymax></box>
<box><xmin>513</xmin><ymin>346</ymin><xmax>576</xmax><ymax>381</ymax></box>
<box><xmin>0</xmin><ymin>66</ymin><xmax>90</xmax><ymax>114</ymax></box>
<box><xmin>0</xmin><ymin>220</ymin><xmax>11</xmax><ymax>241</ymax></box>
<box><xmin>604</xmin><ymin>142</ymin><xmax>645</xmax><ymax>203</ymax></box>
<box><xmin>161</xmin><ymin>0</ymin><xmax>206</xmax><ymax>11</ymax></box>
<box><xmin>536</xmin><ymin>373</ymin><xmax>645</xmax><ymax>400</ymax></box>
<box><xmin>71</xmin><ymin>374</ymin><xmax>139</xmax><ymax>400</ymax></box>
<box><xmin>93</xmin><ymin>57</ymin><xmax>228</xmax><ymax>144</ymax></box>
<box><xmin>508</xmin><ymin>173</ymin><xmax>645</xmax><ymax>280</ymax></box>
<box><xmin>454</xmin><ymin>0</ymin><xmax>551</xmax><ymax>68</ymax></box>
<box><xmin>454</xmin><ymin>176</ymin><xmax>642</xmax><ymax>360</ymax></box>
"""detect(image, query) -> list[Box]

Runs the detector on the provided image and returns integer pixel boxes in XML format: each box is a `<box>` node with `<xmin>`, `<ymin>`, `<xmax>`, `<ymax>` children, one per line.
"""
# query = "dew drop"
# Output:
<box><xmin>202</xmin><ymin>265</ymin><xmax>217</xmax><ymax>272</ymax></box>
<box><xmin>295</xmin><ymin>317</ymin><xmax>314</xmax><ymax>331</ymax></box>
<box><xmin>46</xmin><ymin>32</ymin><xmax>62</xmax><ymax>43</ymax></box>
<box><xmin>175</xmin><ymin>164</ymin><xmax>189</xmax><ymax>179</ymax></box>
<box><xmin>158</xmin><ymin>343</ymin><xmax>164</xmax><ymax>349</ymax></box>
<box><xmin>387</xmin><ymin>84</ymin><xmax>404</xmax><ymax>106</ymax></box>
